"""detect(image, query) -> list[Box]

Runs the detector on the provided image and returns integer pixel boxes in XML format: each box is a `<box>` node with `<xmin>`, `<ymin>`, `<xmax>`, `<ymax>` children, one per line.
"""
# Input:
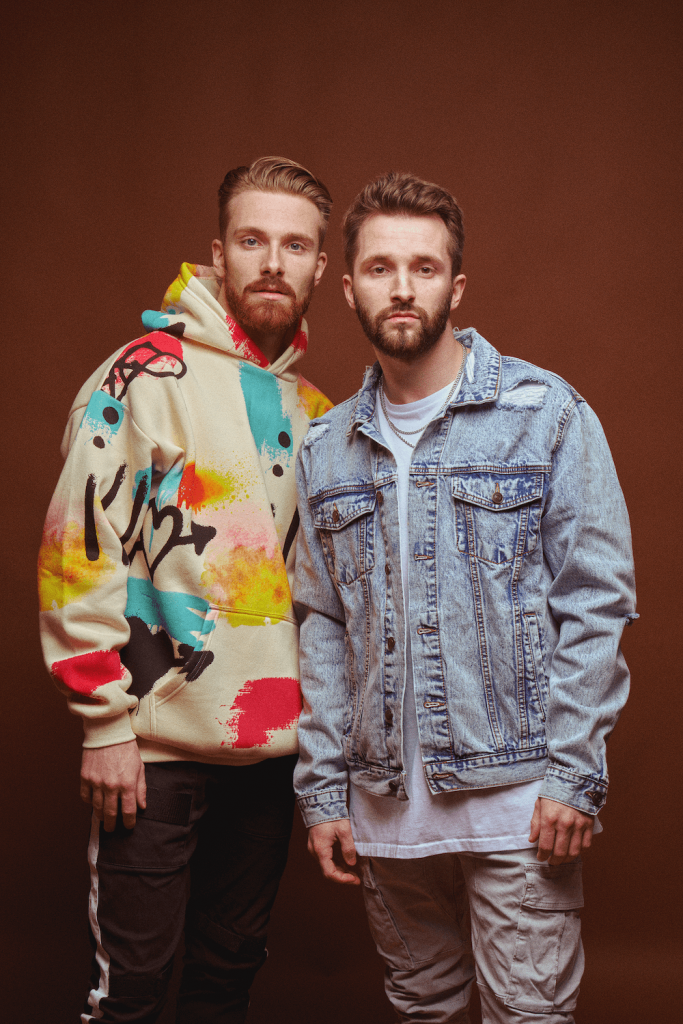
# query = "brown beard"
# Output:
<box><xmin>225</xmin><ymin>276</ymin><xmax>315</xmax><ymax>337</ymax></box>
<box><xmin>353</xmin><ymin>290</ymin><xmax>453</xmax><ymax>362</ymax></box>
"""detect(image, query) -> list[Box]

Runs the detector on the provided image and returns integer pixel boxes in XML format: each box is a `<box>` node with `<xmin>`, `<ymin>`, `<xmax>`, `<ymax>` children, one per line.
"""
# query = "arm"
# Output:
<box><xmin>537</xmin><ymin>396</ymin><xmax>636</xmax><ymax>826</ymax></box>
<box><xmin>39</xmin><ymin>382</ymin><xmax>160</xmax><ymax>817</ymax></box>
<box><xmin>292</xmin><ymin>443</ymin><xmax>354</xmax><ymax>830</ymax></box>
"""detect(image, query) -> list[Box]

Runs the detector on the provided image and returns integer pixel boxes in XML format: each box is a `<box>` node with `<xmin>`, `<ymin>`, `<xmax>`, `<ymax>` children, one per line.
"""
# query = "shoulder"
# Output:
<box><xmin>71</xmin><ymin>331</ymin><xmax>188</xmax><ymax>412</ymax></box>
<box><xmin>497</xmin><ymin>354</ymin><xmax>584</xmax><ymax>410</ymax></box>
<box><xmin>300</xmin><ymin>390</ymin><xmax>362</xmax><ymax>449</ymax></box>
<box><xmin>296</xmin><ymin>373</ymin><xmax>334</xmax><ymax>420</ymax></box>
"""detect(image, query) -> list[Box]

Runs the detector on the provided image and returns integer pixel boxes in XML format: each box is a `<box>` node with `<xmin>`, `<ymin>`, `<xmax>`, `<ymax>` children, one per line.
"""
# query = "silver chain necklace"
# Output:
<box><xmin>378</xmin><ymin>345</ymin><xmax>467</xmax><ymax>450</ymax></box>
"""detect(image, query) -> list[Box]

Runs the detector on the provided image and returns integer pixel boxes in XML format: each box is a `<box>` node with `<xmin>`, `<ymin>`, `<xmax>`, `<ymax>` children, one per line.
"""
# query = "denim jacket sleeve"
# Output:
<box><xmin>293</xmin><ymin>443</ymin><xmax>352</xmax><ymax>827</ymax></box>
<box><xmin>538</xmin><ymin>394</ymin><xmax>636</xmax><ymax>814</ymax></box>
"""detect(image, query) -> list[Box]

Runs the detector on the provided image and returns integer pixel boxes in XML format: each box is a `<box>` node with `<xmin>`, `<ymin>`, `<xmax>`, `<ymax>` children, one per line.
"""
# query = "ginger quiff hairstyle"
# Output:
<box><xmin>342</xmin><ymin>171</ymin><xmax>465</xmax><ymax>276</ymax></box>
<box><xmin>218</xmin><ymin>156</ymin><xmax>333</xmax><ymax>248</ymax></box>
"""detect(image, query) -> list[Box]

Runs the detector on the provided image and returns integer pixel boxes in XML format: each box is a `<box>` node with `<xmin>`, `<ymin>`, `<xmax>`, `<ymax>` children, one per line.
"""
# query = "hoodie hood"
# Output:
<box><xmin>141</xmin><ymin>262</ymin><xmax>309</xmax><ymax>379</ymax></box>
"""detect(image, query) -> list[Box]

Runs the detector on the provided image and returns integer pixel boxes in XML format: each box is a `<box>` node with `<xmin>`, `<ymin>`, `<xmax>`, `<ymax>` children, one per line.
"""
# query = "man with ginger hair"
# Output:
<box><xmin>39</xmin><ymin>157</ymin><xmax>333</xmax><ymax>1023</ymax></box>
<box><xmin>293</xmin><ymin>171</ymin><xmax>636</xmax><ymax>1023</ymax></box>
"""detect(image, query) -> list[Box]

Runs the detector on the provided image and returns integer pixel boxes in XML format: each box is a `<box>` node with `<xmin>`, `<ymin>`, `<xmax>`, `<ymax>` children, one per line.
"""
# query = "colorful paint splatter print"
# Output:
<box><xmin>39</xmin><ymin>263</ymin><xmax>332</xmax><ymax>763</ymax></box>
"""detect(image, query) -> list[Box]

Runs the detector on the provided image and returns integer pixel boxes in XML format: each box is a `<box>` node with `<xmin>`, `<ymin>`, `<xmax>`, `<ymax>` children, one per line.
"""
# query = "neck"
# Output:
<box><xmin>217</xmin><ymin>283</ymin><xmax>294</xmax><ymax>365</ymax></box>
<box><xmin>376</xmin><ymin>327</ymin><xmax>464</xmax><ymax>405</ymax></box>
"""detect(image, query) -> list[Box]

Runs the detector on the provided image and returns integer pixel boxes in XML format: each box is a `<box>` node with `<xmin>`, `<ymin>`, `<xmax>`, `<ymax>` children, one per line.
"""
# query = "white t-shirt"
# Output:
<box><xmin>349</xmin><ymin>363</ymin><xmax>600</xmax><ymax>857</ymax></box>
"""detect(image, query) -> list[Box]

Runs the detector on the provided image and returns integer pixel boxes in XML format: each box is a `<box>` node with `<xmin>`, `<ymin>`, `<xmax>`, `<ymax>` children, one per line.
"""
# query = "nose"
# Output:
<box><xmin>390</xmin><ymin>267</ymin><xmax>415</xmax><ymax>305</ymax></box>
<box><xmin>260</xmin><ymin>242</ymin><xmax>284</xmax><ymax>277</ymax></box>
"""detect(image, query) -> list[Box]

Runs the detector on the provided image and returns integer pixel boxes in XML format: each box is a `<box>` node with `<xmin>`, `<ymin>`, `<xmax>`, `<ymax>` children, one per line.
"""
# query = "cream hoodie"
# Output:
<box><xmin>38</xmin><ymin>263</ymin><xmax>332</xmax><ymax>763</ymax></box>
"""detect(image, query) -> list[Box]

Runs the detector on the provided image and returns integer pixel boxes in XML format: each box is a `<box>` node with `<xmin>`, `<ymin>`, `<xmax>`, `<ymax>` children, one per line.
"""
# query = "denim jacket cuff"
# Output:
<box><xmin>540</xmin><ymin>765</ymin><xmax>607</xmax><ymax>815</ymax></box>
<box><xmin>297</xmin><ymin>790</ymin><xmax>349</xmax><ymax>828</ymax></box>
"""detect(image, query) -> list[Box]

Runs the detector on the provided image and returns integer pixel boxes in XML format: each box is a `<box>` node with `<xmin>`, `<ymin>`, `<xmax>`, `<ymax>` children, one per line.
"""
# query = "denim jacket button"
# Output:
<box><xmin>588</xmin><ymin>790</ymin><xmax>603</xmax><ymax>807</ymax></box>
<box><xmin>385</xmin><ymin>564</ymin><xmax>391</xmax><ymax>575</ymax></box>
<box><xmin>386</xmin><ymin>636</ymin><xmax>395</xmax><ymax>652</ymax></box>
<box><xmin>492</xmin><ymin>489</ymin><xmax>503</xmax><ymax>504</ymax></box>
<box><xmin>332</xmin><ymin>507</ymin><xmax>340</xmax><ymax>523</ymax></box>
<box><xmin>384</xmin><ymin>707</ymin><xmax>393</xmax><ymax>726</ymax></box>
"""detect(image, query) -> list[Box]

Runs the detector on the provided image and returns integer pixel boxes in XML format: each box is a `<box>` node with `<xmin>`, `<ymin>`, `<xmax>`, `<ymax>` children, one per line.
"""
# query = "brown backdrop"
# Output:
<box><xmin>2</xmin><ymin>1</ymin><xmax>681</xmax><ymax>1020</ymax></box>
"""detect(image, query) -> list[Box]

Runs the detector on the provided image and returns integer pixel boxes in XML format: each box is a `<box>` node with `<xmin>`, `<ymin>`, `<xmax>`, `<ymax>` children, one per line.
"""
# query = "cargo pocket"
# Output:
<box><xmin>359</xmin><ymin>859</ymin><xmax>413</xmax><ymax>970</ymax></box>
<box><xmin>505</xmin><ymin>860</ymin><xmax>584</xmax><ymax>1013</ymax></box>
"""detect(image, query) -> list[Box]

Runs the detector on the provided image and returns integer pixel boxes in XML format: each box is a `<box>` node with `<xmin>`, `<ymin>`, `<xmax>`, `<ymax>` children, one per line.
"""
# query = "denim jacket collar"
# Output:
<box><xmin>346</xmin><ymin>329</ymin><xmax>502</xmax><ymax>439</ymax></box>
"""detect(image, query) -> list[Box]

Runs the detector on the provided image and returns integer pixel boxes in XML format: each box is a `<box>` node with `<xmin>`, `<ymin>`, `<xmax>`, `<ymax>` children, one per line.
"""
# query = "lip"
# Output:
<box><xmin>387</xmin><ymin>313</ymin><xmax>419</xmax><ymax>321</ymax></box>
<box><xmin>253</xmin><ymin>290</ymin><xmax>289</xmax><ymax>299</ymax></box>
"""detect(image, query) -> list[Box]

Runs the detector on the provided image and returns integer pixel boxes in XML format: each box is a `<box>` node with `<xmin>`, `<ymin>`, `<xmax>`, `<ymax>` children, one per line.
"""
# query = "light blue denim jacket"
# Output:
<box><xmin>293</xmin><ymin>330</ymin><xmax>636</xmax><ymax>827</ymax></box>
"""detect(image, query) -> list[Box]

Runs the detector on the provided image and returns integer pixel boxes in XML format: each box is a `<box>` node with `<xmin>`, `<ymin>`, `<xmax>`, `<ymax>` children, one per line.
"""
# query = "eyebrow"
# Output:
<box><xmin>360</xmin><ymin>253</ymin><xmax>445</xmax><ymax>268</ymax></box>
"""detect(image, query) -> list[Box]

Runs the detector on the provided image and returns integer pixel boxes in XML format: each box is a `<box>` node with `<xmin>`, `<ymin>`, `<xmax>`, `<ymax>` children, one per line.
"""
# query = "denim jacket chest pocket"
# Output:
<box><xmin>452</xmin><ymin>471</ymin><xmax>545</xmax><ymax>564</ymax></box>
<box><xmin>311</xmin><ymin>488</ymin><xmax>377</xmax><ymax>585</ymax></box>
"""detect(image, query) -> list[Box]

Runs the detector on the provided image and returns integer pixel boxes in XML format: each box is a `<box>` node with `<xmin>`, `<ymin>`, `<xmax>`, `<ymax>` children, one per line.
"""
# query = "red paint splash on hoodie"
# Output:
<box><xmin>224</xmin><ymin>676</ymin><xmax>302</xmax><ymax>747</ymax></box>
<box><xmin>52</xmin><ymin>650</ymin><xmax>126</xmax><ymax>696</ymax></box>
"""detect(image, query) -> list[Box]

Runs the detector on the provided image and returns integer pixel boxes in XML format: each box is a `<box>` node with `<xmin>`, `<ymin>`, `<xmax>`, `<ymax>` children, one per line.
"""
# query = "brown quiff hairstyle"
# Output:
<box><xmin>342</xmin><ymin>171</ymin><xmax>465</xmax><ymax>276</ymax></box>
<box><xmin>218</xmin><ymin>156</ymin><xmax>332</xmax><ymax>248</ymax></box>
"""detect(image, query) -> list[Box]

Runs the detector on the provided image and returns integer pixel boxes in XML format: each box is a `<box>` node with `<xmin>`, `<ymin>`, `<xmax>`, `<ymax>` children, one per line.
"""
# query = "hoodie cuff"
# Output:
<box><xmin>539</xmin><ymin>765</ymin><xmax>607</xmax><ymax>816</ymax></box>
<box><xmin>82</xmin><ymin>712</ymin><xmax>137</xmax><ymax>749</ymax></box>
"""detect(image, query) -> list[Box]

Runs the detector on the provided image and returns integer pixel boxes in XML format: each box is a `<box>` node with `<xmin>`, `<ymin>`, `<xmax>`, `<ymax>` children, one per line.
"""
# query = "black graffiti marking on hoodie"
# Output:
<box><xmin>126</xmin><ymin>500</ymin><xmax>216</xmax><ymax>578</ymax></box>
<box><xmin>84</xmin><ymin>466</ymin><xmax>149</xmax><ymax>562</ymax></box>
<box><xmin>84</xmin><ymin>475</ymin><xmax>100</xmax><ymax>561</ymax></box>
<box><xmin>102</xmin><ymin>464</ymin><xmax>128</xmax><ymax>510</ymax></box>
<box><xmin>282</xmin><ymin>508</ymin><xmax>300</xmax><ymax>565</ymax></box>
<box><xmin>84</xmin><ymin>466</ymin><xmax>215</xmax><ymax>575</ymax></box>
<box><xmin>121</xmin><ymin>616</ymin><xmax>215</xmax><ymax>702</ymax></box>
<box><xmin>103</xmin><ymin>339</ymin><xmax>187</xmax><ymax>401</ymax></box>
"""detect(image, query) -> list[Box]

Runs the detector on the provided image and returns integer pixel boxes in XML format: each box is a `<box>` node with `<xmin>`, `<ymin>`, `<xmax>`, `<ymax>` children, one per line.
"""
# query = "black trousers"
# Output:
<box><xmin>83</xmin><ymin>755</ymin><xmax>297</xmax><ymax>1023</ymax></box>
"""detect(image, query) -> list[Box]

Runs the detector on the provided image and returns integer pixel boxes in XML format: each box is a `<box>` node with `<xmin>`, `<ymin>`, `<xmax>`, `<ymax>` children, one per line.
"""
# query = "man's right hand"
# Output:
<box><xmin>80</xmin><ymin>739</ymin><xmax>146</xmax><ymax>832</ymax></box>
<box><xmin>308</xmin><ymin>819</ymin><xmax>360</xmax><ymax>886</ymax></box>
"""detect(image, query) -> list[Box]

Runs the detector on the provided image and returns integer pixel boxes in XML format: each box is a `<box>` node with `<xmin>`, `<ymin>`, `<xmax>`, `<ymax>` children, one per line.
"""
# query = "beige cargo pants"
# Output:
<box><xmin>360</xmin><ymin>848</ymin><xmax>584</xmax><ymax>1024</ymax></box>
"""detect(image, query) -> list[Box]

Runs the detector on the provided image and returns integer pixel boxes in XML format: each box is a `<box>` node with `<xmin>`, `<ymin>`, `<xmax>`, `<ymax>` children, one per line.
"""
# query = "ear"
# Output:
<box><xmin>212</xmin><ymin>238</ymin><xmax>226</xmax><ymax>279</ymax></box>
<box><xmin>450</xmin><ymin>274</ymin><xmax>466</xmax><ymax>312</ymax></box>
<box><xmin>313</xmin><ymin>251</ymin><xmax>328</xmax><ymax>286</ymax></box>
<box><xmin>342</xmin><ymin>274</ymin><xmax>356</xmax><ymax>310</ymax></box>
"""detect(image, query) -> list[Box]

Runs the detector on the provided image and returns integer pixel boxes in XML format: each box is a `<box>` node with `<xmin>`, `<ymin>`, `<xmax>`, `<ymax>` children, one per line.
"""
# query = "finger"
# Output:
<box><xmin>80</xmin><ymin>779</ymin><xmax>93</xmax><ymax>805</ymax></box>
<box><xmin>566</xmin><ymin>826</ymin><xmax>586</xmax><ymax>861</ymax></box>
<box><xmin>339</xmin><ymin>832</ymin><xmax>358</xmax><ymax>867</ymax></box>
<box><xmin>548</xmin><ymin>828</ymin><xmax>572</xmax><ymax>865</ymax></box>
<box><xmin>136</xmin><ymin>764</ymin><xmax>147</xmax><ymax>810</ymax></box>
<box><xmin>581</xmin><ymin>825</ymin><xmax>593</xmax><ymax>852</ymax></box>
<box><xmin>102</xmin><ymin>789</ymin><xmax>120</xmax><ymax>832</ymax></box>
<box><xmin>120</xmin><ymin>789</ymin><xmax>138</xmax><ymax>830</ymax></box>
<box><xmin>536</xmin><ymin>821</ymin><xmax>556</xmax><ymax>862</ymax></box>
<box><xmin>91</xmin><ymin>786</ymin><xmax>105</xmax><ymax>820</ymax></box>
<box><xmin>323</xmin><ymin>856</ymin><xmax>361</xmax><ymax>886</ymax></box>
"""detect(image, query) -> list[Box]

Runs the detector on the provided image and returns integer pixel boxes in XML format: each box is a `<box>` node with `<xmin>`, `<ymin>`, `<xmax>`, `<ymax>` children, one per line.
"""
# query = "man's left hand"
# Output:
<box><xmin>529</xmin><ymin>797</ymin><xmax>594</xmax><ymax>864</ymax></box>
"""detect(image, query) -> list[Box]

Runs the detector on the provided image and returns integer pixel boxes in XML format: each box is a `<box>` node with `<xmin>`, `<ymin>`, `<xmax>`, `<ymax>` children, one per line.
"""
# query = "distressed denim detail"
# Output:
<box><xmin>293</xmin><ymin>330</ymin><xmax>636</xmax><ymax>827</ymax></box>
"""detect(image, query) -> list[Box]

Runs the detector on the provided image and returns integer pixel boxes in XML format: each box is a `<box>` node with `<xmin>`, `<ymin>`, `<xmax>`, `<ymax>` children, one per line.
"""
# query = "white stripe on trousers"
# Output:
<box><xmin>82</xmin><ymin>813</ymin><xmax>110</xmax><ymax>1022</ymax></box>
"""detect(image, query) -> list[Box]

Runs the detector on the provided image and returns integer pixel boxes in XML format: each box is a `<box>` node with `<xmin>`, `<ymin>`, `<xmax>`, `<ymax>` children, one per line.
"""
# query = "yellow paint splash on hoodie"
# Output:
<box><xmin>178</xmin><ymin>462</ymin><xmax>243</xmax><ymax>511</ymax></box>
<box><xmin>38</xmin><ymin>520</ymin><xmax>118</xmax><ymax>611</ymax></box>
<box><xmin>202</xmin><ymin>545</ymin><xmax>291</xmax><ymax>627</ymax></box>
<box><xmin>297</xmin><ymin>374</ymin><xmax>334</xmax><ymax>420</ymax></box>
<box><xmin>161</xmin><ymin>262</ymin><xmax>197</xmax><ymax>312</ymax></box>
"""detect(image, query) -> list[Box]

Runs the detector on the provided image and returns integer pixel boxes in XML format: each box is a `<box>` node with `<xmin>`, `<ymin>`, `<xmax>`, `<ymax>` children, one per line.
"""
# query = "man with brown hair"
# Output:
<box><xmin>39</xmin><ymin>157</ymin><xmax>333</xmax><ymax>1023</ymax></box>
<box><xmin>294</xmin><ymin>171</ymin><xmax>636</xmax><ymax>1022</ymax></box>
